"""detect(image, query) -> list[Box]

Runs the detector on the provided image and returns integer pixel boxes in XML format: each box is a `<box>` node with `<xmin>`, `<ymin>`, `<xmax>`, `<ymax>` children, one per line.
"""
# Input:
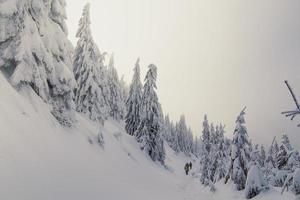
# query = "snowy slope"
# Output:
<box><xmin>0</xmin><ymin>73</ymin><xmax>295</xmax><ymax>200</ymax></box>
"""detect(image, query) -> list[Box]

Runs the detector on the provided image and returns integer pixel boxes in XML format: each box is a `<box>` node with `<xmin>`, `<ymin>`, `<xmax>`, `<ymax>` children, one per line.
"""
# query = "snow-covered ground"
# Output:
<box><xmin>0</xmin><ymin>73</ymin><xmax>294</xmax><ymax>200</ymax></box>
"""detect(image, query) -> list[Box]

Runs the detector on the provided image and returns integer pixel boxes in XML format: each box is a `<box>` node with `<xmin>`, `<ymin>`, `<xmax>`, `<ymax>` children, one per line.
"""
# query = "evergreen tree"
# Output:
<box><xmin>107</xmin><ymin>54</ymin><xmax>126</xmax><ymax>121</ymax></box>
<box><xmin>193</xmin><ymin>136</ymin><xmax>202</xmax><ymax>157</ymax></box>
<box><xmin>200</xmin><ymin>114</ymin><xmax>211</xmax><ymax>185</ymax></box>
<box><xmin>200</xmin><ymin>158</ymin><xmax>210</xmax><ymax>185</ymax></box>
<box><xmin>260</xmin><ymin>145</ymin><xmax>266</xmax><ymax>167</ymax></box>
<box><xmin>276</xmin><ymin>134</ymin><xmax>293</xmax><ymax>170</ymax></box>
<box><xmin>135</xmin><ymin>64</ymin><xmax>165</xmax><ymax>164</ymax></box>
<box><xmin>225</xmin><ymin>108</ymin><xmax>251</xmax><ymax>190</ymax></box>
<box><xmin>0</xmin><ymin>0</ymin><xmax>76</xmax><ymax>126</ymax></box>
<box><xmin>170</xmin><ymin>121</ymin><xmax>180</xmax><ymax>153</ymax></box>
<box><xmin>162</xmin><ymin>114</ymin><xmax>172</xmax><ymax>143</ymax></box>
<box><xmin>265</xmin><ymin>140</ymin><xmax>278</xmax><ymax>184</ymax></box>
<box><xmin>176</xmin><ymin>115</ymin><xmax>189</xmax><ymax>154</ymax></box>
<box><xmin>245</xmin><ymin>165</ymin><xmax>269</xmax><ymax>199</ymax></box>
<box><xmin>125</xmin><ymin>58</ymin><xmax>143</xmax><ymax>135</ymax></box>
<box><xmin>202</xmin><ymin>115</ymin><xmax>211</xmax><ymax>154</ymax></box>
<box><xmin>73</xmin><ymin>3</ymin><xmax>108</xmax><ymax>124</ymax></box>
<box><xmin>120</xmin><ymin>75</ymin><xmax>129</xmax><ymax>105</ymax></box>
<box><xmin>213</xmin><ymin>124</ymin><xmax>227</xmax><ymax>182</ymax></box>
<box><xmin>187</xmin><ymin>127</ymin><xmax>194</xmax><ymax>154</ymax></box>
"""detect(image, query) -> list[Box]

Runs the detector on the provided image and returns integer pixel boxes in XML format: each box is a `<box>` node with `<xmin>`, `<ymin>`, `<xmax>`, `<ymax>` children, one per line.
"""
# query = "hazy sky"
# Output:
<box><xmin>66</xmin><ymin>0</ymin><xmax>300</xmax><ymax>147</ymax></box>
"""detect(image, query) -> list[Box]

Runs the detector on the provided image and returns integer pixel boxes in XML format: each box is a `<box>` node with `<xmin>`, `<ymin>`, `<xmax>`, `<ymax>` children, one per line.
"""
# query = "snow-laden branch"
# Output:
<box><xmin>282</xmin><ymin>80</ymin><xmax>300</xmax><ymax>127</ymax></box>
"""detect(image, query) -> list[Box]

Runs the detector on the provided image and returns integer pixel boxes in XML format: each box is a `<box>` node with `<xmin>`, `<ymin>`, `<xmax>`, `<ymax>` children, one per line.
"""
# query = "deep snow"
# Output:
<box><xmin>0</xmin><ymin>73</ymin><xmax>295</xmax><ymax>200</ymax></box>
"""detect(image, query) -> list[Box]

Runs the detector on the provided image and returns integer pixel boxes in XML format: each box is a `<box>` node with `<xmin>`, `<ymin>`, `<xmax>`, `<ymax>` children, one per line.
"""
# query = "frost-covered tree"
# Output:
<box><xmin>276</xmin><ymin>134</ymin><xmax>293</xmax><ymax>170</ymax></box>
<box><xmin>193</xmin><ymin>136</ymin><xmax>202</xmax><ymax>157</ymax></box>
<box><xmin>162</xmin><ymin>114</ymin><xmax>172</xmax><ymax>143</ymax></box>
<box><xmin>125</xmin><ymin>58</ymin><xmax>143</xmax><ymax>135</ymax></box>
<box><xmin>135</xmin><ymin>64</ymin><xmax>165</xmax><ymax>164</ymax></box>
<box><xmin>245</xmin><ymin>145</ymin><xmax>269</xmax><ymax>199</ymax></box>
<box><xmin>213</xmin><ymin>124</ymin><xmax>227</xmax><ymax>182</ymax></box>
<box><xmin>73</xmin><ymin>3</ymin><xmax>109</xmax><ymax>123</ymax></box>
<box><xmin>187</xmin><ymin>127</ymin><xmax>194</xmax><ymax>154</ymax></box>
<box><xmin>200</xmin><ymin>115</ymin><xmax>211</xmax><ymax>184</ymax></box>
<box><xmin>260</xmin><ymin>145</ymin><xmax>266</xmax><ymax>167</ymax></box>
<box><xmin>0</xmin><ymin>0</ymin><xmax>76</xmax><ymax>126</ymax></box>
<box><xmin>202</xmin><ymin>115</ymin><xmax>211</xmax><ymax>154</ymax></box>
<box><xmin>245</xmin><ymin>165</ymin><xmax>269</xmax><ymax>199</ymax></box>
<box><xmin>200</xmin><ymin>158</ymin><xmax>210</xmax><ymax>185</ymax></box>
<box><xmin>210</xmin><ymin>123</ymin><xmax>217</xmax><ymax>146</ymax></box>
<box><xmin>264</xmin><ymin>139</ymin><xmax>278</xmax><ymax>184</ymax></box>
<box><xmin>176</xmin><ymin>115</ymin><xmax>189</xmax><ymax>154</ymax></box>
<box><xmin>120</xmin><ymin>75</ymin><xmax>129</xmax><ymax>105</ymax></box>
<box><xmin>225</xmin><ymin>108</ymin><xmax>251</xmax><ymax>190</ymax></box>
<box><xmin>169</xmin><ymin>121</ymin><xmax>180</xmax><ymax>153</ymax></box>
<box><xmin>107</xmin><ymin>54</ymin><xmax>126</xmax><ymax>121</ymax></box>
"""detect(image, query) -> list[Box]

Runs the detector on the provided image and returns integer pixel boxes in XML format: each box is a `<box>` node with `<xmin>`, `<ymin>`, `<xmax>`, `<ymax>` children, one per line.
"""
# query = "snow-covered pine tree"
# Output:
<box><xmin>193</xmin><ymin>136</ymin><xmax>202</xmax><ymax>157</ymax></box>
<box><xmin>225</xmin><ymin>108</ymin><xmax>251</xmax><ymax>190</ymax></box>
<box><xmin>0</xmin><ymin>0</ymin><xmax>76</xmax><ymax>126</ymax></box>
<box><xmin>73</xmin><ymin>3</ymin><xmax>109</xmax><ymax>124</ymax></box>
<box><xmin>265</xmin><ymin>139</ymin><xmax>278</xmax><ymax>184</ymax></box>
<box><xmin>187</xmin><ymin>127</ymin><xmax>194</xmax><ymax>155</ymax></box>
<box><xmin>200</xmin><ymin>157</ymin><xmax>210</xmax><ymax>185</ymax></box>
<box><xmin>162</xmin><ymin>114</ymin><xmax>172</xmax><ymax>143</ymax></box>
<box><xmin>273</xmin><ymin>139</ymin><xmax>280</xmax><ymax>154</ymax></box>
<box><xmin>107</xmin><ymin>54</ymin><xmax>126</xmax><ymax>121</ymax></box>
<box><xmin>200</xmin><ymin>114</ymin><xmax>211</xmax><ymax>185</ymax></box>
<box><xmin>176</xmin><ymin>115</ymin><xmax>189</xmax><ymax>154</ymax></box>
<box><xmin>135</xmin><ymin>64</ymin><xmax>165</xmax><ymax>164</ymax></box>
<box><xmin>213</xmin><ymin>124</ymin><xmax>227</xmax><ymax>182</ymax></box>
<box><xmin>245</xmin><ymin>144</ymin><xmax>269</xmax><ymax>199</ymax></box>
<box><xmin>276</xmin><ymin>134</ymin><xmax>293</xmax><ymax>170</ymax></box>
<box><xmin>210</xmin><ymin>123</ymin><xmax>217</xmax><ymax>147</ymax></box>
<box><xmin>170</xmin><ymin>121</ymin><xmax>180</xmax><ymax>153</ymax></box>
<box><xmin>120</xmin><ymin>75</ymin><xmax>129</xmax><ymax>105</ymax></box>
<box><xmin>245</xmin><ymin>165</ymin><xmax>269</xmax><ymax>199</ymax></box>
<box><xmin>202</xmin><ymin>115</ymin><xmax>211</xmax><ymax>154</ymax></box>
<box><xmin>125</xmin><ymin>58</ymin><xmax>143</xmax><ymax>135</ymax></box>
<box><xmin>260</xmin><ymin>145</ymin><xmax>266</xmax><ymax>167</ymax></box>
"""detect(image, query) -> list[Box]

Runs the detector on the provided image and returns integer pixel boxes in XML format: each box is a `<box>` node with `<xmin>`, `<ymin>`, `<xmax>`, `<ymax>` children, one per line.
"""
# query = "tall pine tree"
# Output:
<box><xmin>225</xmin><ymin>108</ymin><xmax>251</xmax><ymax>190</ymax></box>
<box><xmin>107</xmin><ymin>54</ymin><xmax>126</xmax><ymax>121</ymax></box>
<box><xmin>135</xmin><ymin>64</ymin><xmax>165</xmax><ymax>164</ymax></box>
<box><xmin>73</xmin><ymin>3</ymin><xmax>109</xmax><ymax>124</ymax></box>
<box><xmin>125</xmin><ymin>58</ymin><xmax>143</xmax><ymax>135</ymax></box>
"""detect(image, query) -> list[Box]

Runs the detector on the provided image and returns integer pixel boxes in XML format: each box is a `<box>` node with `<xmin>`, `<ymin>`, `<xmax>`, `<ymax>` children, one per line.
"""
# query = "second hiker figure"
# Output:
<box><xmin>184</xmin><ymin>163</ymin><xmax>190</xmax><ymax>175</ymax></box>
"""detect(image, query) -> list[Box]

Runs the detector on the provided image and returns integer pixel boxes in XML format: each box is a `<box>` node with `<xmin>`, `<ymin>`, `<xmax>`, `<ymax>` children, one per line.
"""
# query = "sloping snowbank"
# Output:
<box><xmin>0</xmin><ymin>73</ymin><xmax>295</xmax><ymax>200</ymax></box>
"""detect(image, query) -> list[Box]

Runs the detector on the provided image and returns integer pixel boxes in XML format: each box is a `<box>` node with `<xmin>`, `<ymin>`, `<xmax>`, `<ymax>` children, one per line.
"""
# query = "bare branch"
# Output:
<box><xmin>282</xmin><ymin>81</ymin><xmax>300</xmax><ymax>126</ymax></box>
<box><xmin>284</xmin><ymin>80</ymin><xmax>300</xmax><ymax>109</ymax></box>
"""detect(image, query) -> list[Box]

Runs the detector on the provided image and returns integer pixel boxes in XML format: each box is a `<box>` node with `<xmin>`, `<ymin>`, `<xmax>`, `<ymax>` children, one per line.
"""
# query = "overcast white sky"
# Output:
<box><xmin>66</xmin><ymin>0</ymin><xmax>300</xmax><ymax>147</ymax></box>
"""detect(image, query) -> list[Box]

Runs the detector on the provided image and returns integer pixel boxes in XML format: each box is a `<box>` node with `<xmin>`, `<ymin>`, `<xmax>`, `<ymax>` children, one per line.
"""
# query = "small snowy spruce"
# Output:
<box><xmin>200</xmin><ymin>115</ymin><xmax>211</xmax><ymax>185</ymax></box>
<box><xmin>245</xmin><ymin>165</ymin><xmax>269</xmax><ymax>199</ymax></box>
<box><xmin>97</xmin><ymin>131</ymin><xmax>105</xmax><ymax>147</ymax></box>
<box><xmin>125</xmin><ymin>58</ymin><xmax>143</xmax><ymax>135</ymax></box>
<box><xmin>225</xmin><ymin>108</ymin><xmax>251</xmax><ymax>190</ymax></box>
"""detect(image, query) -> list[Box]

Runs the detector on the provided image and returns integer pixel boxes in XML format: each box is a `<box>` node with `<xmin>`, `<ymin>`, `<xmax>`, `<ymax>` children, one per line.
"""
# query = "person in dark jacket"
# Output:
<box><xmin>184</xmin><ymin>163</ymin><xmax>190</xmax><ymax>175</ymax></box>
<box><xmin>189</xmin><ymin>162</ymin><xmax>192</xmax><ymax>170</ymax></box>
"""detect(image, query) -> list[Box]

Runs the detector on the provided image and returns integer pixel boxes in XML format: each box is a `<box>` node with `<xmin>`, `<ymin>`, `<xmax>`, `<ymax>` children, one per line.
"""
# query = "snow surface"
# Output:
<box><xmin>0</xmin><ymin>73</ymin><xmax>295</xmax><ymax>200</ymax></box>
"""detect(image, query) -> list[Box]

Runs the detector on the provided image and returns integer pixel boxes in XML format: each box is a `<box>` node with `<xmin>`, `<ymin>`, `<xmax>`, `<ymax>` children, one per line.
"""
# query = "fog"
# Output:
<box><xmin>66</xmin><ymin>0</ymin><xmax>300</xmax><ymax>147</ymax></box>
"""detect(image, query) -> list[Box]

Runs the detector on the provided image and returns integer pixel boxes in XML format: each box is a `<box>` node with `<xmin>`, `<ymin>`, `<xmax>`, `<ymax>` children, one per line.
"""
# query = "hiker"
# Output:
<box><xmin>189</xmin><ymin>162</ymin><xmax>192</xmax><ymax>170</ymax></box>
<box><xmin>184</xmin><ymin>163</ymin><xmax>190</xmax><ymax>175</ymax></box>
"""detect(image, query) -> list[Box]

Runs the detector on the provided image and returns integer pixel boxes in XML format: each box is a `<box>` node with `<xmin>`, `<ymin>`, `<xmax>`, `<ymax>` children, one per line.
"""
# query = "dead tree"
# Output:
<box><xmin>282</xmin><ymin>80</ymin><xmax>300</xmax><ymax>127</ymax></box>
